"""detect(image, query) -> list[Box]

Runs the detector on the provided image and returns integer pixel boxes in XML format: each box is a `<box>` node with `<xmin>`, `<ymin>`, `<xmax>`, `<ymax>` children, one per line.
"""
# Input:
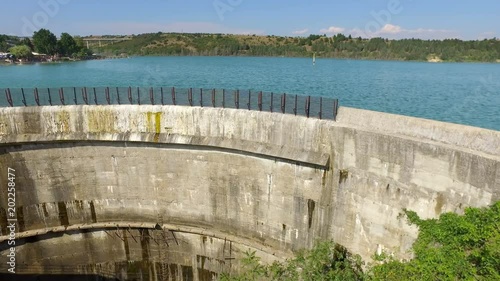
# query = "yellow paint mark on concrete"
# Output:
<box><xmin>146</xmin><ymin>112</ymin><xmax>153</xmax><ymax>132</ymax></box>
<box><xmin>146</xmin><ymin>112</ymin><xmax>151</xmax><ymax>131</ymax></box>
<box><xmin>146</xmin><ymin>112</ymin><xmax>162</xmax><ymax>142</ymax></box>
<box><xmin>155</xmin><ymin>112</ymin><xmax>161</xmax><ymax>134</ymax></box>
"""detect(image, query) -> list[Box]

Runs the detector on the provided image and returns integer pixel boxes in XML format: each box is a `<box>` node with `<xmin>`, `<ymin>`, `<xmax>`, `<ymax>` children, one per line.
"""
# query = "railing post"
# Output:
<box><xmin>222</xmin><ymin>89</ymin><xmax>225</xmax><ymax>108</ymax></box>
<box><xmin>84</xmin><ymin>87</ymin><xmax>88</xmax><ymax>105</ymax></box>
<box><xmin>188</xmin><ymin>88</ymin><xmax>193</xmax><ymax>106</ymax></box>
<box><xmin>73</xmin><ymin>87</ymin><xmax>77</xmax><ymax>105</ymax></box>
<box><xmin>234</xmin><ymin>90</ymin><xmax>239</xmax><ymax>109</ymax></box>
<box><xmin>319</xmin><ymin>97</ymin><xmax>322</xmax><ymax>119</ymax></box>
<box><xmin>59</xmin><ymin>88</ymin><xmax>65</xmax><ymax>105</ymax></box>
<box><xmin>150</xmin><ymin>87</ymin><xmax>154</xmax><ymax>105</ymax></box>
<box><xmin>171</xmin><ymin>87</ymin><xmax>176</xmax><ymax>105</ymax></box>
<box><xmin>160</xmin><ymin>87</ymin><xmax>164</xmax><ymax>105</ymax></box>
<box><xmin>21</xmin><ymin>88</ymin><xmax>27</xmax><ymax>106</ymax></box>
<box><xmin>48</xmin><ymin>88</ymin><xmax>52</xmax><ymax>106</ymax></box>
<box><xmin>211</xmin><ymin>89</ymin><xmax>216</xmax><ymax>107</ymax></box>
<box><xmin>82</xmin><ymin>88</ymin><xmax>88</xmax><ymax>105</ymax></box>
<box><xmin>128</xmin><ymin>87</ymin><xmax>132</xmax><ymax>104</ymax></box>
<box><xmin>270</xmin><ymin>92</ymin><xmax>273</xmax><ymax>112</ymax></box>
<box><xmin>247</xmin><ymin>90</ymin><xmax>251</xmax><ymax>110</ymax></box>
<box><xmin>137</xmin><ymin>87</ymin><xmax>141</xmax><ymax>105</ymax></box>
<box><xmin>116</xmin><ymin>87</ymin><xmax>121</xmax><ymax>105</ymax></box>
<box><xmin>305</xmin><ymin>95</ymin><xmax>311</xmax><ymax>118</ymax></box>
<box><xmin>281</xmin><ymin>93</ymin><xmax>286</xmax><ymax>114</ymax></box>
<box><xmin>333</xmin><ymin>99</ymin><xmax>339</xmax><ymax>121</ymax></box>
<box><xmin>293</xmin><ymin>94</ymin><xmax>297</xmax><ymax>115</ymax></box>
<box><xmin>200</xmin><ymin>88</ymin><xmax>203</xmax><ymax>107</ymax></box>
<box><xmin>93</xmin><ymin>87</ymin><xmax>98</xmax><ymax>105</ymax></box>
<box><xmin>5</xmin><ymin>89</ymin><xmax>13</xmax><ymax>107</ymax></box>
<box><xmin>105</xmin><ymin>87</ymin><xmax>110</xmax><ymax>105</ymax></box>
<box><xmin>35</xmin><ymin>88</ymin><xmax>40</xmax><ymax>106</ymax></box>
<box><xmin>258</xmin><ymin>91</ymin><xmax>262</xmax><ymax>111</ymax></box>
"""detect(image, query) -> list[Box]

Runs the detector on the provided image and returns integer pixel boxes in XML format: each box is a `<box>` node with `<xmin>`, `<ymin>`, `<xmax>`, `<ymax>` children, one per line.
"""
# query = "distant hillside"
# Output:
<box><xmin>93</xmin><ymin>32</ymin><xmax>500</xmax><ymax>62</ymax></box>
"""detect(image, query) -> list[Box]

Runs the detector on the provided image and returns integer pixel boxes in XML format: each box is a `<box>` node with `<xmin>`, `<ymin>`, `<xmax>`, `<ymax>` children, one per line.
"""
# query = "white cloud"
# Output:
<box><xmin>72</xmin><ymin>21</ymin><xmax>264</xmax><ymax>36</ymax></box>
<box><xmin>292</xmin><ymin>29</ymin><xmax>309</xmax><ymax>35</ymax></box>
<box><xmin>319</xmin><ymin>26</ymin><xmax>345</xmax><ymax>34</ymax></box>
<box><xmin>379</xmin><ymin>24</ymin><xmax>402</xmax><ymax>34</ymax></box>
<box><xmin>348</xmin><ymin>24</ymin><xmax>459</xmax><ymax>39</ymax></box>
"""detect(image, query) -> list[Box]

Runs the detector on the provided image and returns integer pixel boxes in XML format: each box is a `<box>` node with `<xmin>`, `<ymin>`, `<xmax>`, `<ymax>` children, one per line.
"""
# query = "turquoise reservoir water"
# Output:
<box><xmin>0</xmin><ymin>56</ymin><xmax>499</xmax><ymax>131</ymax></box>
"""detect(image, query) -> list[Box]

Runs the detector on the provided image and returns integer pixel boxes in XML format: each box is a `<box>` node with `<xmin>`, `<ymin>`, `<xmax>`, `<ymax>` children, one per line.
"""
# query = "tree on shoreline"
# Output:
<box><xmin>8</xmin><ymin>45</ymin><xmax>32</xmax><ymax>60</ymax></box>
<box><xmin>0</xmin><ymin>35</ymin><xmax>8</xmax><ymax>52</ymax></box>
<box><xmin>33</xmin><ymin>29</ymin><xmax>57</xmax><ymax>55</ymax></box>
<box><xmin>57</xmin><ymin>32</ymin><xmax>79</xmax><ymax>57</ymax></box>
<box><xmin>19</xmin><ymin>37</ymin><xmax>34</xmax><ymax>51</ymax></box>
<box><xmin>28</xmin><ymin>29</ymin><xmax>93</xmax><ymax>59</ymax></box>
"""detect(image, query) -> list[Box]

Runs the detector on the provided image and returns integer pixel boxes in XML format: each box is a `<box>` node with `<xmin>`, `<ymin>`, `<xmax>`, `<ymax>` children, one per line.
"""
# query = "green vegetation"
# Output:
<box><xmin>19</xmin><ymin>37</ymin><xmax>34</xmax><ymax>52</ymax></box>
<box><xmin>1</xmin><ymin>29</ymin><xmax>92</xmax><ymax>61</ymax></box>
<box><xmin>371</xmin><ymin>201</ymin><xmax>500</xmax><ymax>280</ymax></box>
<box><xmin>220</xmin><ymin>242</ymin><xmax>364</xmax><ymax>281</ymax></box>
<box><xmin>0</xmin><ymin>36</ymin><xmax>5</xmax><ymax>52</ymax></box>
<box><xmin>95</xmin><ymin>32</ymin><xmax>500</xmax><ymax>62</ymax></box>
<box><xmin>57</xmin><ymin>32</ymin><xmax>79</xmax><ymax>57</ymax></box>
<box><xmin>32</xmin><ymin>28</ymin><xmax>58</xmax><ymax>55</ymax></box>
<box><xmin>222</xmin><ymin>201</ymin><xmax>500</xmax><ymax>280</ymax></box>
<box><xmin>0</xmin><ymin>35</ymin><xmax>21</xmax><ymax>52</ymax></box>
<box><xmin>8</xmin><ymin>45</ymin><xmax>32</xmax><ymax>60</ymax></box>
<box><xmin>3</xmin><ymin>31</ymin><xmax>499</xmax><ymax>62</ymax></box>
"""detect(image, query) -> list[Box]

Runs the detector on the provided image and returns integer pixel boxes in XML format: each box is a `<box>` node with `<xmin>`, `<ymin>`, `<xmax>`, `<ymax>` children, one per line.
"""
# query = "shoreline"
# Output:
<box><xmin>0</xmin><ymin>57</ymin><xmax>108</xmax><ymax>66</ymax></box>
<box><xmin>3</xmin><ymin>54</ymin><xmax>499</xmax><ymax>65</ymax></box>
<box><xmin>100</xmin><ymin>54</ymin><xmax>500</xmax><ymax>64</ymax></box>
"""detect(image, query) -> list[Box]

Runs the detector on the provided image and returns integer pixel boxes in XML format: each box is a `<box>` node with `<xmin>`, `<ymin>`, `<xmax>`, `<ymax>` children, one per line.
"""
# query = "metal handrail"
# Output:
<box><xmin>0</xmin><ymin>87</ymin><xmax>339</xmax><ymax>120</ymax></box>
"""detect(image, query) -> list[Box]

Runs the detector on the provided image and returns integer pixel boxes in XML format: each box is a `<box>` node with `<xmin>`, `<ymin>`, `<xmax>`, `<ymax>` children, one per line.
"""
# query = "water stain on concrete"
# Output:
<box><xmin>89</xmin><ymin>201</ymin><xmax>97</xmax><ymax>223</ymax></box>
<box><xmin>16</xmin><ymin>206</ymin><xmax>25</xmax><ymax>232</ymax></box>
<box><xmin>339</xmin><ymin>169</ymin><xmax>349</xmax><ymax>184</ymax></box>
<box><xmin>41</xmin><ymin>203</ymin><xmax>49</xmax><ymax>217</ymax></box>
<box><xmin>57</xmin><ymin>201</ymin><xmax>69</xmax><ymax>226</ymax></box>
<box><xmin>435</xmin><ymin>193</ymin><xmax>446</xmax><ymax>215</ymax></box>
<box><xmin>307</xmin><ymin>199</ymin><xmax>316</xmax><ymax>229</ymax></box>
<box><xmin>0</xmin><ymin>208</ymin><xmax>7</xmax><ymax>235</ymax></box>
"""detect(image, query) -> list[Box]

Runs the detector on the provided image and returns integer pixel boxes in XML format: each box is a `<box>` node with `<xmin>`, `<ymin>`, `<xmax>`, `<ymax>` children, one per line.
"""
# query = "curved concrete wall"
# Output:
<box><xmin>0</xmin><ymin>105</ymin><xmax>499</xmax><ymax>279</ymax></box>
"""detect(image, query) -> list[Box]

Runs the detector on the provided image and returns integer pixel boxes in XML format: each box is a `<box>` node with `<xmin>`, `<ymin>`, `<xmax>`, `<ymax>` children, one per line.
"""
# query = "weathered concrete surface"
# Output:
<box><xmin>2</xmin><ymin>225</ymin><xmax>282</xmax><ymax>280</ymax></box>
<box><xmin>0</xmin><ymin>105</ymin><xmax>498</xmax><ymax>279</ymax></box>
<box><xmin>337</xmin><ymin>107</ymin><xmax>500</xmax><ymax>156</ymax></box>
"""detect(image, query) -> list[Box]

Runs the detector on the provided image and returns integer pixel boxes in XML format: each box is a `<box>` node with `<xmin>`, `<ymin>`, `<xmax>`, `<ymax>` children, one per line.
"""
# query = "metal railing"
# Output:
<box><xmin>1</xmin><ymin>87</ymin><xmax>339</xmax><ymax>120</ymax></box>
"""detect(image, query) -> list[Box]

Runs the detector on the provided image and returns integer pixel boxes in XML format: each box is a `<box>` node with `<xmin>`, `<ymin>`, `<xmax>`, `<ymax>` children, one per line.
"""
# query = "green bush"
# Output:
<box><xmin>222</xmin><ymin>202</ymin><xmax>500</xmax><ymax>280</ymax></box>
<box><xmin>369</xmin><ymin>201</ymin><xmax>500</xmax><ymax>281</ymax></box>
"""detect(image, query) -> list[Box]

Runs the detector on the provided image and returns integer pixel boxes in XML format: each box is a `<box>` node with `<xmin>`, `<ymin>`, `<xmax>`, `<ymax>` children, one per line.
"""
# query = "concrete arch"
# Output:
<box><xmin>0</xmin><ymin>105</ymin><xmax>499</xmax><ymax>280</ymax></box>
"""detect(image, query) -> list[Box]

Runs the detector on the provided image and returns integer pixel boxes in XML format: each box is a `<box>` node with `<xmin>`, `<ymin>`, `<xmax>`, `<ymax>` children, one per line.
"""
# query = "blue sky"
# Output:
<box><xmin>1</xmin><ymin>0</ymin><xmax>499</xmax><ymax>40</ymax></box>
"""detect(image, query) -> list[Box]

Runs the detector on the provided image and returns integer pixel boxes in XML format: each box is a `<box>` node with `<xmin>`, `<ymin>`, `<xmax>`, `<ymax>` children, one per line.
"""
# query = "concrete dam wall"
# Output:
<box><xmin>0</xmin><ymin>105</ymin><xmax>499</xmax><ymax>280</ymax></box>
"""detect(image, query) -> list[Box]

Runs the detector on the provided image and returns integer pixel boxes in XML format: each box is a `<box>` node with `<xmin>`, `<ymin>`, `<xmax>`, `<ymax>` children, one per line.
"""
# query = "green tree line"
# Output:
<box><xmin>96</xmin><ymin>32</ymin><xmax>500</xmax><ymax>62</ymax></box>
<box><xmin>1</xmin><ymin>29</ymin><xmax>92</xmax><ymax>60</ymax></box>
<box><xmin>222</xmin><ymin>201</ymin><xmax>500</xmax><ymax>280</ymax></box>
<box><xmin>4</xmin><ymin>31</ymin><xmax>499</xmax><ymax>62</ymax></box>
